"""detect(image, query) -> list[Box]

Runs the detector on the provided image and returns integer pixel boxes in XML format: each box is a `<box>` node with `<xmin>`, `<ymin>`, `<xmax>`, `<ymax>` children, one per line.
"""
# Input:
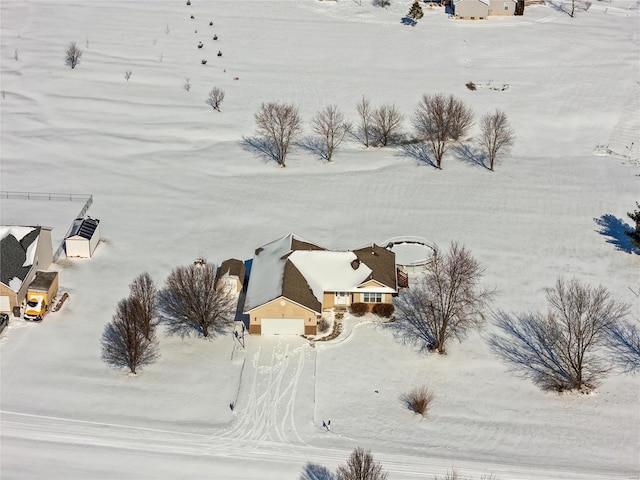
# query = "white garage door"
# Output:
<box><xmin>0</xmin><ymin>296</ymin><xmax>10</xmax><ymax>313</ymax></box>
<box><xmin>261</xmin><ymin>318</ymin><xmax>305</xmax><ymax>335</ymax></box>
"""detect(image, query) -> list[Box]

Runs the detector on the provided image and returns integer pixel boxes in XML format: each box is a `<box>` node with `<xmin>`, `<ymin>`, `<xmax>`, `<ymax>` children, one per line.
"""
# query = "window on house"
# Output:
<box><xmin>363</xmin><ymin>292</ymin><xmax>383</xmax><ymax>303</ymax></box>
<box><xmin>504</xmin><ymin>2</ymin><xmax>509</xmax><ymax>9</ymax></box>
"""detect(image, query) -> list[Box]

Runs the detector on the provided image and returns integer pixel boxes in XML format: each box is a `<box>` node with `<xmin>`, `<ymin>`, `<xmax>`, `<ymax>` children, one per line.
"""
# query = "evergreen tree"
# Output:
<box><xmin>625</xmin><ymin>202</ymin><xmax>640</xmax><ymax>248</ymax></box>
<box><xmin>407</xmin><ymin>0</ymin><xmax>424</xmax><ymax>23</ymax></box>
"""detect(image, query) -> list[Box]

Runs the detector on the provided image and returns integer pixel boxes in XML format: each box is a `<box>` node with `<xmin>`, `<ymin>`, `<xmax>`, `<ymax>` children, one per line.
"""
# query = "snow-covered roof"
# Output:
<box><xmin>289</xmin><ymin>250</ymin><xmax>372</xmax><ymax>302</ymax></box>
<box><xmin>0</xmin><ymin>226</ymin><xmax>42</xmax><ymax>291</ymax></box>
<box><xmin>244</xmin><ymin>234</ymin><xmax>396</xmax><ymax>313</ymax></box>
<box><xmin>244</xmin><ymin>234</ymin><xmax>317</xmax><ymax>311</ymax></box>
<box><xmin>0</xmin><ymin>226</ymin><xmax>35</xmax><ymax>242</ymax></box>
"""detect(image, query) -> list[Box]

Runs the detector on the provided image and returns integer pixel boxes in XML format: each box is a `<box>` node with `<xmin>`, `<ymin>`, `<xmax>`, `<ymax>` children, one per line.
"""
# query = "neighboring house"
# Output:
<box><xmin>453</xmin><ymin>0</ymin><xmax>517</xmax><ymax>18</ymax></box>
<box><xmin>0</xmin><ymin>226</ymin><xmax>53</xmax><ymax>314</ymax></box>
<box><xmin>243</xmin><ymin>234</ymin><xmax>398</xmax><ymax>335</ymax></box>
<box><xmin>65</xmin><ymin>216</ymin><xmax>100</xmax><ymax>258</ymax></box>
<box><xmin>216</xmin><ymin>258</ymin><xmax>246</xmax><ymax>294</ymax></box>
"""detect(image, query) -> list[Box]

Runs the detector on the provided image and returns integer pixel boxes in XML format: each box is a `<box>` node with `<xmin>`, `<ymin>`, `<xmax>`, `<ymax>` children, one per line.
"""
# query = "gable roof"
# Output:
<box><xmin>353</xmin><ymin>244</ymin><xmax>397</xmax><ymax>290</ymax></box>
<box><xmin>0</xmin><ymin>226</ymin><xmax>41</xmax><ymax>290</ymax></box>
<box><xmin>217</xmin><ymin>258</ymin><xmax>246</xmax><ymax>284</ymax></box>
<box><xmin>67</xmin><ymin>216</ymin><xmax>100</xmax><ymax>240</ymax></box>
<box><xmin>244</xmin><ymin>235</ymin><xmax>397</xmax><ymax>314</ymax></box>
<box><xmin>244</xmin><ymin>234</ymin><xmax>324</xmax><ymax>313</ymax></box>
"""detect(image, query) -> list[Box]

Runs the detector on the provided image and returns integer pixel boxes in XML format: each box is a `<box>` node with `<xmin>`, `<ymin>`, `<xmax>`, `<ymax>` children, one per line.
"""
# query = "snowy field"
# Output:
<box><xmin>1</xmin><ymin>0</ymin><xmax>639</xmax><ymax>478</ymax></box>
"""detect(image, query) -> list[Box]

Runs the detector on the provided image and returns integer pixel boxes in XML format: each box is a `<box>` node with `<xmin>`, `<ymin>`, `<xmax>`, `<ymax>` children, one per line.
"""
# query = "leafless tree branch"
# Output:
<box><xmin>159</xmin><ymin>260</ymin><xmax>236</xmax><ymax>338</ymax></box>
<box><xmin>479</xmin><ymin>109</ymin><xmax>515</xmax><ymax>171</ymax></box>
<box><xmin>392</xmin><ymin>243</ymin><xmax>494</xmax><ymax>354</ymax></box>
<box><xmin>371</xmin><ymin>104</ymin><xmax>404</xmax><ymax>147</ymax></box>
<box><xmin>336</xmin><ymin>448</ymin><xmax>388</xmax><ymax>480</ymax></box>
<box><xmin>311</xmin><ymin>105</ymin><xmax>351</xmax><ymax>162</ymax></box>
<box><xmin>489</xmin><ymin>278</ymin><xmax>630</xmax><ymax>391</ymax></box>
<box><xmin>65</xmin><ymin>41</ymin><xmax>83</xmax><ymax>69</ymax></box>
<box><xmin>254</xmin><ymin>102</ymin><xmax>302</xmax><ymax>167</ymax></box>
<box><xmin>413</xmin><ymin>93</ymin><xmax>473</xmax><ymax>169</ymax></box>
<box><xmin>101</xmin><ymin>297</ymin><xmax>159</xmax><ymax>374</ymax></box>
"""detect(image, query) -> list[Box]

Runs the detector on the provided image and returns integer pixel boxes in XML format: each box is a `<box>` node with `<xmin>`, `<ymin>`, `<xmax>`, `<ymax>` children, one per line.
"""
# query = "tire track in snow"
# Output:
<box><xmin>219</xmin><ymin>340</ymin><xmax>310</xmax><ymax>447</ymax></box>
<box><xmin>2</xmin><ymin>410</ymin><xmax>632</xmax><ymax>479</ymax></box>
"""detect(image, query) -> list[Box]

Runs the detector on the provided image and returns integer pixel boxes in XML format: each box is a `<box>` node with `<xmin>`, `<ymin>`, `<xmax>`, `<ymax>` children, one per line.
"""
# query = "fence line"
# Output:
<box><xmin>1</xmin><ymin>191</ymin><xmax>92</xmax><ymax>203</ymax></box>
<box><xmin>1</xmin><ymin>191</ymin><xmax>96</xmax><ymax>262</ymax></box>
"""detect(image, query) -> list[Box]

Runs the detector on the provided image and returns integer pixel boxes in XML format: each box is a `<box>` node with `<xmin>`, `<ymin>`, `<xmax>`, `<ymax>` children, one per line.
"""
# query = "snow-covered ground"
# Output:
<box><xmin>1</xmin><ymin>0</ymin><xmax>639</xmax><ymax>478</ymax></box>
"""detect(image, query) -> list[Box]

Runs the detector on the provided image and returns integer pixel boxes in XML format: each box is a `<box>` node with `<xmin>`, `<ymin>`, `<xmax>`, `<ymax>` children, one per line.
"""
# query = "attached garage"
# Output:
<box><xmin>261</xmin><ymin>318</ymin><xmax>305</xmax><ymax>335</ymax></box>
<box><xmin>0</xmin><ymin>296</ymin><xmax>10</xmax><ymax>313</ymax></box>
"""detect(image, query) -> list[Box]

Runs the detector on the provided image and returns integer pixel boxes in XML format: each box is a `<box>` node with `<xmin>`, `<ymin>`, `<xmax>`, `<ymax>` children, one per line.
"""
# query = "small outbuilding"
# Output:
<box><xmin>65</xmin><ymin>217</ymin><xmax>101</xmax><ymax>258</ymax></box>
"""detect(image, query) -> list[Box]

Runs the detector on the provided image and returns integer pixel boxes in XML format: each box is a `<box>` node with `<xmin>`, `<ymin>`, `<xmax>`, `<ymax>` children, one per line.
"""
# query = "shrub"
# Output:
<box><xmin>402</xmin><ymin>386</ymin><xmax>434</xmax><ymax>417</ymax></box>
<box><xmin>372</xmin><ymin>303</ymin><xmax>394</xmax><ymax>318</ymax></box>
<box><xmin>317</xmin><ymin>318</ymin><xmax>330</xmax><ymax>333</ymax></box>
<box><xmin>350</xmin><ymin>302</ymin><xmax>368</xmax><ymax>317</ymax></box>
<box><xmin>466</xmin><ymin>81</ymin><xmax>477</xmax><ymax>91</ymax></box>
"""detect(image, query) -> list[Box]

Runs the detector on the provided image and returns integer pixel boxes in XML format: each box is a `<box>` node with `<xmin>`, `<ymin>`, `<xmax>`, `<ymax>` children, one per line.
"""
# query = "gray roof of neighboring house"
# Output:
<box><xmin>353</xmin><ymin>244</ymin><xmax>397</xmax><ymax>290</ymax></box>
<box><xmin>68</xmin><ymin>217</ymin><xmax>99</xmax><ymax>240</ymax></box>
<box><xmin>0</xmin><ymin>226</ymin><xmax>41</xmax><ymax>288</ymax></box>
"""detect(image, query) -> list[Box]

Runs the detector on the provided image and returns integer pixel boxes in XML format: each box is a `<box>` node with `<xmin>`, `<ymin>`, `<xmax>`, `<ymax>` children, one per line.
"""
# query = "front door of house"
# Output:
<box><xmin>335</xmin><ymin>292</ymin><xmax>350</xmax><ymax>306</ymax></box>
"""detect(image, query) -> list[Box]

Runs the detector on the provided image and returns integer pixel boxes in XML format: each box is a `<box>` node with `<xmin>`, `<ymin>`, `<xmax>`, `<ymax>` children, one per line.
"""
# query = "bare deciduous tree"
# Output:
<box><xmin>413</xmin><ymin>93</ymin><xmax>474</xmax><ymax>169</ymax></box>
<box><xmin>207</xmin><ymin>87</ymin><xmax>225</xmax><ymax>112</ymax></box>
<box><xmin>254</xmin><ymin>102</ymin><xmax>302</xmax><ymax>167</ymax></box>
<box><xmin>65</xmin><ymin>41</ymin><xmax>83</xmax><ymax>69</ymax></box>
<box><xmin>129</xmin><ymin>272</ymin><xmax>158</xmax><ymax>340</ymax></box>
<box><xmin>159</xmin><ymin>260</ymin><xmax>236</xmax><ymax>338</ymax></box>
<box><xmin>336</xmin><ymin>448</ymin><xmax>388</xmax><ymax>480</ymax></box>
<box><xmin>606</xmin><ymin>320</ymin><xmax>640</xmax><ymax>373</ymax></box>
<box><xmin>489</xmin><ymin>278</ymin><xmax>630</xmax><ymax>392</ymax></box>
<box><xmin>356</xmin><ymin>95</ymin><xmax>373</xmax><ymax>148</ymax></box>
<box><xmin>371</xmin><ymin>104</ymin><xmax>403</xmax><ymax>147</ymax></box>
<box><xmin>479</xmin><ymin>109</ymin><xmax>515</xmax><ymax>171</ymax></box>
<box><xmin>392</xmin><ymin>243</ymin><xmax>494</xmax><ymax>354</ymax></box>
<box><xmin>311</xmin><ymin>105</ymin><xmax>351</xmax><ymax>162</ymax></box>
<box><xmin>101</xmin><ymin>297</ymin><xmax>159</xmax><ymax>374</ymax></box>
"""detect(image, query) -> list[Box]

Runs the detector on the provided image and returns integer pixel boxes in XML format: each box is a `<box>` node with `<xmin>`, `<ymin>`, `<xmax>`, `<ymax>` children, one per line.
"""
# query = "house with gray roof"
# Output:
<box><xmin>243</xmin><ymin>234</ymin><xmax>397</xmax><ymax>335</ymax></box>
<box><xmin>0</xmin><ymin>226</ymin><xmax>53</xmax><ymax>313</ymax></box>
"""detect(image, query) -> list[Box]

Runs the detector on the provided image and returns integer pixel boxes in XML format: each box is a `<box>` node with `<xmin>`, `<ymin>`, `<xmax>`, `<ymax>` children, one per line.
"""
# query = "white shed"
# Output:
<box><xmin>65</xmin><ymin>217</ymin><xmax>101</xmax><ymax>258</ymax></box>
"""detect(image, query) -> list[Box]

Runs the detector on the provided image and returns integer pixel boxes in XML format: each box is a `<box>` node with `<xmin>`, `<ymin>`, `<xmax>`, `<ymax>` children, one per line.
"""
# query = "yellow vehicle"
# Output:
<box><xmin>23</xmin><ymin>271</ymin><xmax>59</xmax><ymax>322</ymax></box>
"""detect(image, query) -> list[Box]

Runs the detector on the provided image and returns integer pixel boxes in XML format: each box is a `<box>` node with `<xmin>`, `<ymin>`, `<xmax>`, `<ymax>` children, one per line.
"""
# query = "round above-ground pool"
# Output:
<box><xmin>385</xmin><ymin>236</ymin><xmax>435</xmax><ymax>272</ymax></box>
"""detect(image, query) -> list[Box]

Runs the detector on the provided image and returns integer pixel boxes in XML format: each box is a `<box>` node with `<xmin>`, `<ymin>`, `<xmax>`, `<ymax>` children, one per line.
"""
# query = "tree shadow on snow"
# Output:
<box><xmin>397</xmin><ymin>142</ymin><xmax>437</xmax><ymax>168</ymax></box>
<box><xmin>298</xmin><ymin>135</ymin><xmax>329</xmax><ymax>162</ymax></box>
<box><xmin>299</xmin><ymin>462</ymin><xmax>336</xmax><ymax>480</ymax></box>
<box><xmin>594</xmin><ymin>214</ymin><xmax>640</xmax><ymax>255</ymax></box>
<box><xmin>452</xmin><ymin>143</ymin><xmax>489</xmax><ymax>169</ymax></box>
<box><xmin>545</xmin><ymin>0</ymin><xmax>570</xmax><ymax>15</ymax></box>
<box><xmin>239</xmin><ymin>135</ymin><xmax>279</xmax><ymax>165</ymax></box>
<box><xmin>401</xmin><ymin>16</ymin><xmax>418</xmax><ymax>26</ymax></box>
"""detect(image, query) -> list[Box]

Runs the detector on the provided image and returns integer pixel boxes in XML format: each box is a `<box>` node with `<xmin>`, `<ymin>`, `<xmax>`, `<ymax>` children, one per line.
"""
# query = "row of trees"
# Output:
<box><xmin>391</xmin><ymin>244</ymin><xmax>639</xmax><ymax>392</ymax></box>
<box><xmin>101</xmin><ymin>260</ymin><xmax>237</xmax><ymax>374</ymax></box>
<box><xmin>252</xmin><ymin>94</ymin><xmax>515</xmax><ymax>170</ymax></box>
